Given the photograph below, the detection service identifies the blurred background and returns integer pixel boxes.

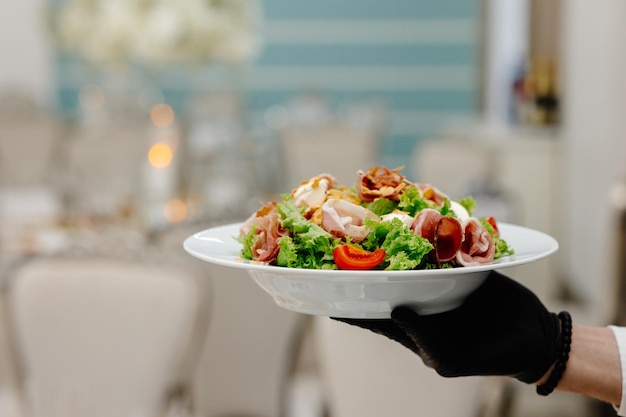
[0,0,625,416]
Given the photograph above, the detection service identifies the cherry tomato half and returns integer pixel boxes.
[485,216,500,236]
[333,245,386,270]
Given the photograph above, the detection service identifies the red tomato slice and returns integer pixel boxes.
[333,245,386,270]
[485,216,500,236]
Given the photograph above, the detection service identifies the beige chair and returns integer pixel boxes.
[0,94,62,189]
[157,223,308,417]
[279,123,379,190]
[278,93,385,192]
[311,317,488,417]
[2,255,211,417]
[411,137,494,199]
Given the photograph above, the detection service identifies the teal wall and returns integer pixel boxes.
[252,0,483,168]
[54,0,483,170]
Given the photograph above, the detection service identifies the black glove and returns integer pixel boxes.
[333,272,561,384]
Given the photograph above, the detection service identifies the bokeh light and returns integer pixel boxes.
[150,103,175,128]
[163,198,188,223]
[148,142,174,168]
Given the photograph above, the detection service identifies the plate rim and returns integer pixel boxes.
[183,221,559,279]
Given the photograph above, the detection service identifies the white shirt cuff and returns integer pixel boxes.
[609,325,626,415]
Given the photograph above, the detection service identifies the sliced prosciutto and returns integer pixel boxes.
[240,202,286,263]
[415,183,449,207]
[456,217,495,266]
[411,208,463,263]
[321,198,379,243]
[240,201,276,236]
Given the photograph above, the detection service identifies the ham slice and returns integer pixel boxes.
[415,183,449,207]
[412,208,463,263]
[240,201,276,236]
[321,198,379,242]
[456,217,495,266]
[240,202,286,263]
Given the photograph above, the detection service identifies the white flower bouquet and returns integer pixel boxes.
[51,0,262,66]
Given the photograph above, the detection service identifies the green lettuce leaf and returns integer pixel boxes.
[397,186,431,217]
[275,199,339,269]
[439,197,452,216]
[457,196,477,215]
[237,224,257,260]
[365,197,398,216]
[362,218,433,270]
[480,218,515,259]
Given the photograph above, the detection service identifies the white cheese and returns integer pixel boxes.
[380,210,414,228]
[292,177,330,208]
[449,200,470,221]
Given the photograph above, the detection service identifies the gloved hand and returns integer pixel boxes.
[333,272,562,384]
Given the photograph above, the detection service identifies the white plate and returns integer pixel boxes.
[183,222,558,318]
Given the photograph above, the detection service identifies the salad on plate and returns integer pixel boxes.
[238,166,514,271]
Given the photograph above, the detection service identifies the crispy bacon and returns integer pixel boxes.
[412,208,463,263]
[456,217,495,266]
[240,202,286,263]
[321,198,379,243]
[356,166,409,203]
